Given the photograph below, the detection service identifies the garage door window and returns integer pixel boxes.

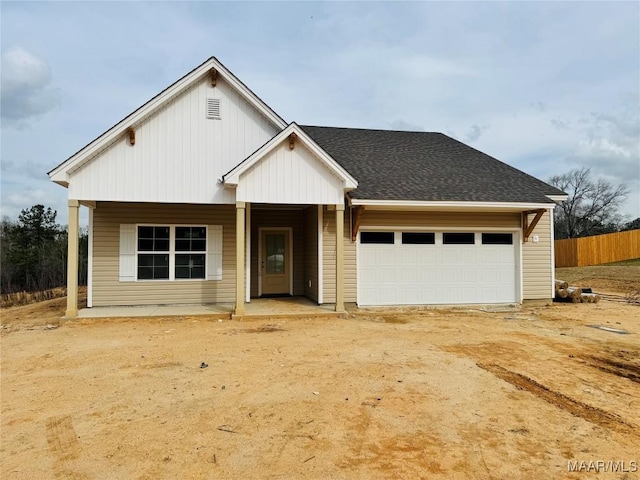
[482,233,513,245]
[443,232,475,244]
[402,232,435,244]
[361,232,395,244]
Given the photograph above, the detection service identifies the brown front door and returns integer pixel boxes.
[261,230,290,295]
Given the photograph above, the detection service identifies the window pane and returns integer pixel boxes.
[266,234,285,274]
[138,267,153,279]
[137,254,169,280]
[191,227,206,239]
[138,226,154,238]
[175,227,190,239]
[154,264,169,279]
[138,255,154,267]
[443,233,475,245]
[191,266,204,279]
[175,254,205,279]
[402,232,435,244]
[175,266,190,279]
[174,227,206,252]
[138,226,169,252]
[175,255,189,266]
[154,239,170,251]
[175,239,191,252]
[361,232,395,244]
[191,239,206,252]
[138,239,153,252]
[482,233,513,245]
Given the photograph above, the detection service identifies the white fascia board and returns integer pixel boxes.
[545,194,569,203]
[48,57,287,181]
[349,199,556,211]
[223,123,358,190]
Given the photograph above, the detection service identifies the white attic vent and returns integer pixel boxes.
[206,98,221,119]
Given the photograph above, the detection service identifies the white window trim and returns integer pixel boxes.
[135,224,208,282]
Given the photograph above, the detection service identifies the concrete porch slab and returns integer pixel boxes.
[77,304,233,319]
[75,297,339,320]
[235,297,341,319]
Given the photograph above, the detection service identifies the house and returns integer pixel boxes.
[48,57,567,317]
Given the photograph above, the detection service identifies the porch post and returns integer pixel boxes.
[335,203,344,312]
[245,202,251,303]
[65,200,80,317]
[235,202,246,315]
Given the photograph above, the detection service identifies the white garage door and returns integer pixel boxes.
[358,231,517,306]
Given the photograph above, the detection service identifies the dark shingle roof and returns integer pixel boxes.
[300,126,565,204]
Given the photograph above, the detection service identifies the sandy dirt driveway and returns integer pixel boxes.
[1,299,639,479]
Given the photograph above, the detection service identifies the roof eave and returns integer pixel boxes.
[545,194,569,203]
[348,199,557,211]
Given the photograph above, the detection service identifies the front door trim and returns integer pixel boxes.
[258,227,293,297]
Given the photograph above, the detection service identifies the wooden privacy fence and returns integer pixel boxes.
[555,229,640,267]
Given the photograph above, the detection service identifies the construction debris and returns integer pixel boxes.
[555,280,600,303]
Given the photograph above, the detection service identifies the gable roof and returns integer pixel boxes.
[48,56,287,185]
[223,122,357,190]
[300,126,567,205]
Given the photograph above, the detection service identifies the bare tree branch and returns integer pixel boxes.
[549,167,629,239]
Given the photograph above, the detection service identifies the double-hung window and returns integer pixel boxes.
[174,227,206,279]
[137,226,171,280]
[119,223,222,282]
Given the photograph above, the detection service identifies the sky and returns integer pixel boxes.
[1,1,639,226]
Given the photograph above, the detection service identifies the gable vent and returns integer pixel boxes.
[206,98,221,119]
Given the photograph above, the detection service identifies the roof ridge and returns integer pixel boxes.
[300,125,441,135]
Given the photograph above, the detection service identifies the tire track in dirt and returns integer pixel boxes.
[477,363,634,434]
[45,415,90,479]
[580,355,640,383]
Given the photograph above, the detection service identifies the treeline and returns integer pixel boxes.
[1,205,88,294]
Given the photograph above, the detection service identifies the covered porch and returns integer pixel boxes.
[63,124,358,318]
[233,201,346,315]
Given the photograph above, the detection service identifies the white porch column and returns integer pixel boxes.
[235,202,246,315]
[66,200,80,317]
[245,202,251,303]
[335,203,344,312]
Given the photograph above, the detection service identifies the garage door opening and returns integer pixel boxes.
[358,230,518,306]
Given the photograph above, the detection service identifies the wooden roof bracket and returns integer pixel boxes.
[351,206,364,241]
[126,127,135,146]
[210,68,218,87]
[522,209,545,242]
[289,132,297,150]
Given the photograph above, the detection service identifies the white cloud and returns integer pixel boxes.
[1,46,60,127]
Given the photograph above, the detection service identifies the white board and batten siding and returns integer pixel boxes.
[68,76,280,203]
[236,142,346,205]
[92,202,237,307]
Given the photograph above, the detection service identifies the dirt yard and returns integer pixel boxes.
[1,285,639,479]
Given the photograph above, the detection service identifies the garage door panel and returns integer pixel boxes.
[358,230,517,306]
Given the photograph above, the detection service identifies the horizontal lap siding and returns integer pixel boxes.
[360,210,521,229]
[92,202,236,306]
[322,207,356,304]
[522,210,552,300]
